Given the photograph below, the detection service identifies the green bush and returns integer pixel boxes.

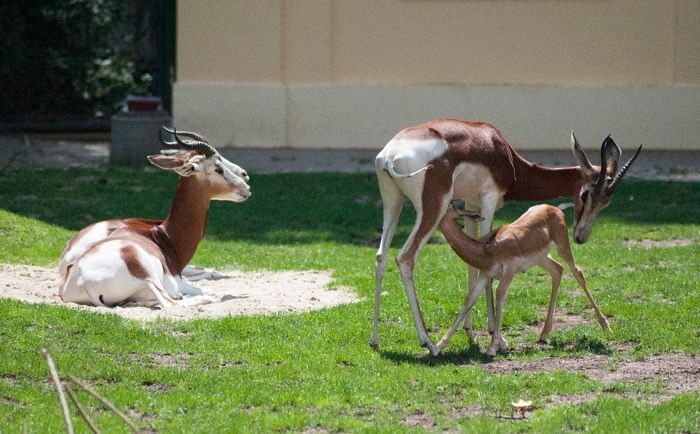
[1,0,152,118]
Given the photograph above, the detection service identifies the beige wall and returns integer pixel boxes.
[177,0,282,82]
[175,0,700,149]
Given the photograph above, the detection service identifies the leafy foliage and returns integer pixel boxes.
[1,1,152,118]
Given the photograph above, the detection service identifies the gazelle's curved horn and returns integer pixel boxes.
[162,126,210,144]
[173,129,216,157]
[159,126,179,149]
[607,144,642,195]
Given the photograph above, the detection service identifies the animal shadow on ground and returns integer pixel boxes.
[380,343,493,367]
[380,332,613,367]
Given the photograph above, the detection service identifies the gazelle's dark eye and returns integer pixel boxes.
[215,167,224,175]
[580,190,589,202]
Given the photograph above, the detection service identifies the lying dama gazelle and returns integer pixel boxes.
[435,202,611,356]
[59,127,251,308]
[370,118,640,355]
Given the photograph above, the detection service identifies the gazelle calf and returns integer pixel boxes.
[59,127,251,308]
[435,203,611,356]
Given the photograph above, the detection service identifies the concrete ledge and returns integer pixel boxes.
[174,83,700,150]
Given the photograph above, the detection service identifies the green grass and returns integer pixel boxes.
[1,166,698,433]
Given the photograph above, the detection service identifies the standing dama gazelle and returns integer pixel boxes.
[370,118,641,355]
[59,127,251,308]
[436,202,611,356]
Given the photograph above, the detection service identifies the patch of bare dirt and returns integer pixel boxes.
[141,381,170,393]
[523,314,594,334]
[1,374,18,385]
[302,428,330,434]
[450,405,487,419]
[403,410,436,430]
[0,264,360,321]
[542,390,678,409]
[622,238,695,249]
[133,352,191,370]
[483,353,699,394]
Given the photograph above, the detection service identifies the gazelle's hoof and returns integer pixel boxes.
[369,340,380,350]
[427,343,440,357]
[486,338,508,356]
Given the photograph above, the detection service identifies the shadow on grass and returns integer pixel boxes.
[379,332,613,366]
[549,334,613,356]
[379,343,495,367]
[1,167,699,247]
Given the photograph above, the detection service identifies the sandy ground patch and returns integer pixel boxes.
[622,238,695,248]
[0,264,360,321]
[483,353,699,394]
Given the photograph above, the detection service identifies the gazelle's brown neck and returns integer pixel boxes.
[438,218,492,270]
[505,154,584,201]
[161,176,211,271]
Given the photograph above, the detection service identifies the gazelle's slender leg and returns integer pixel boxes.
[437,273,489,351]
[555,239,612,332]
[462,197,498,335]
[486,272,514,356]
[461,211,479,337]
[479,197,499,334]
[371,172,405,349]
[181,265,224,281]
[538,255,564,342]
[396,191,452,356]
[568,263,611,332]
[175,276,203,296]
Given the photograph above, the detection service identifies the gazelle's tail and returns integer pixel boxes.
[384,160,432,179]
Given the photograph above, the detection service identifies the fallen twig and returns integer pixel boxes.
[65,384,101,434]
[41,348,74,434]
[68,375,141,433]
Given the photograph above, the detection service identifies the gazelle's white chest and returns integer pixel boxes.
[451,162,505,209]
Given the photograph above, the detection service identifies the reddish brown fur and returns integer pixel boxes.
[120,244,150,279]
[112,176,213,275]
[403,118,585,202]
[397,119,585,264]
[439,205,568,272]
[67,175,213,278]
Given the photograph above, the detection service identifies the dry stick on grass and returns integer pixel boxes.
[68,375,142,434]
[40,348,74,434]
[64,384,101,434]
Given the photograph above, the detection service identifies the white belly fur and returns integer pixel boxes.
[452,162,505,210]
